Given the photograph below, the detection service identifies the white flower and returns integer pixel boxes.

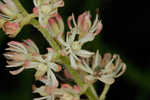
[58,31,94,69]
[67,11,103,44]
[4,40,61,87]
[58,12,102,69]
[4,39,40,75]
[33,0,64,27]
[82,51,126,84]
[34,48,62,81]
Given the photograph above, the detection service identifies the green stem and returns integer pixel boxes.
[91,85,98,98]
[21,14,37,27]
[86,86,99,100]
[99,84,110,100]
[13,0,28,15]
[30,19,60,52]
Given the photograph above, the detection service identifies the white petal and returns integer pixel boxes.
[92,50,100,69]
[90,14,99,30]
[8,41,27,54]
[81,60,93,74]
[79,32,95,44]
[69,55,78,69]
[98,77,115,85]
[47,70,58,87]
[24,39,39,53]
[85,75,96,82]
[34,96,48,100]
[75,49,94,58]
[6,61,24,67]
[5,47,25,53]
[4,0,18,13]
[115,63,126,78]
[49,63,61,72]
[47,95,55,100]
[105,57,115,69]
[9,67,24,75]
[33,86,48,96]
[24,61,39,69]
[33,0,40,7]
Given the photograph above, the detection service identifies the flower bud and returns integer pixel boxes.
[77,11,91,36]
[32,7,39,15]
[73,85,81,93]
[47,14,64,37]
[2,21,20,37]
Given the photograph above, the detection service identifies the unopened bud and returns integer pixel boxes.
[32,7,39,15]
[78,11,91,35]
[48,14,64,37]
[2,21,20,37]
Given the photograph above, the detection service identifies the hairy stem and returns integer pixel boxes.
[99,84,110,100]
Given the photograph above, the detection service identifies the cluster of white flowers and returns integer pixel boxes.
[4,39,81,100]
[3,0,126,100]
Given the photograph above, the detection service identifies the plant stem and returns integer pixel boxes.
[20,14,37,26]
[30,19,60,52]
[99,84,110,100]
[13,0,28,15]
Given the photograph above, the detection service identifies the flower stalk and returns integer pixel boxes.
[99,84,110,100]
[30,19,60,52]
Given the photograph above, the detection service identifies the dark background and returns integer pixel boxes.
[0,0,150,100]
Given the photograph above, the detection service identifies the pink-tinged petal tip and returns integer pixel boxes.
[33,7,38,15]
[9,67,24,75]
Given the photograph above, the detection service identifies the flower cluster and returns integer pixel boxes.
[3,0,126,100]
[4,39,81,100]
[0,0,22,37]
